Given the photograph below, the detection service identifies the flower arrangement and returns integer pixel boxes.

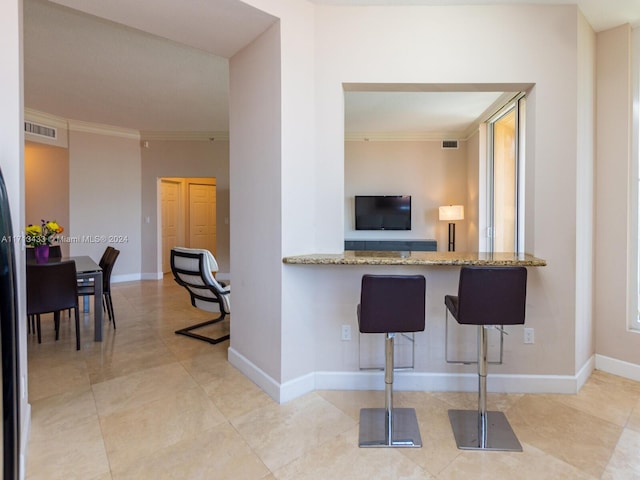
[25,220,64,247]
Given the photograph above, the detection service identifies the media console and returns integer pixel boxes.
[344,239,437,252]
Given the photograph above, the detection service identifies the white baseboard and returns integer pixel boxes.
[227,347,283,402]
[315,370,582,395]
[113,273,146,282]
[576,355,596,390]
[227,349,603,404]
[228,348,316,404]
[595,354,640,381]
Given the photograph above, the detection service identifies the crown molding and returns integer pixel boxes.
[24,108,68,130]
[345,131,465,142]
[67,119,140,140]
[23,109,230,142]
[140,131,229,141]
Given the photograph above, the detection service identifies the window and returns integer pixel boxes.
[487,94,526,253]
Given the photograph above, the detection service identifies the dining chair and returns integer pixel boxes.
[77,246,113,314]
[26,244,65,332]
[98,245,115,266]
[77,247,120,327]
[26,260,81,350]
[100,247,120,327]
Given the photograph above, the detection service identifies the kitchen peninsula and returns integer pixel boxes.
[283,250,546,267]
[271,250,553,401]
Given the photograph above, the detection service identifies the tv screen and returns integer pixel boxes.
[355,195,411,230]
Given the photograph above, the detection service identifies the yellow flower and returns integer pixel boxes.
[45,221,63,234]
[25,225,41,236]
[25,220,64,246]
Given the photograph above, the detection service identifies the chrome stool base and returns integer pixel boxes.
[359,407,422,448]
[448,409,522,452]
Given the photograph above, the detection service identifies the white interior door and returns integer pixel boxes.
[188,182,217,256]
[161,179,181,273]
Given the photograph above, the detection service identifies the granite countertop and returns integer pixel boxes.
[282,251,546,266]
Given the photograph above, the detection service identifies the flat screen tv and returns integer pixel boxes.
[355,195,411,230]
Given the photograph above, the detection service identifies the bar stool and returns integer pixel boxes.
[445,266,527,452]
[357,274,426,448]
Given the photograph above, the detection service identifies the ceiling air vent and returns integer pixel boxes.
[24,121,57,140]
[442,140,459,150]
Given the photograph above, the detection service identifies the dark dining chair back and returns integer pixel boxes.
[26,260,81,350]
[77,246,120,328]
[98,246,115,269]
[102,248,120,327]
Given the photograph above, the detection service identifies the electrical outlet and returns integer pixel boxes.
[341,325,352,341]
[524,327,535,344]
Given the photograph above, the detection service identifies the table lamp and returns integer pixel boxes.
[439,205,464,252]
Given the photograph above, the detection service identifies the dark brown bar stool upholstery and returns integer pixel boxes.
[357,274,426,448]
[445,266,527,452]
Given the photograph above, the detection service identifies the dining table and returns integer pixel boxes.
[27,255,103,341]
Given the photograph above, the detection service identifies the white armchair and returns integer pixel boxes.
[170,247,230,344]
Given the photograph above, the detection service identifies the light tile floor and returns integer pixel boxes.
[26,277,640,479]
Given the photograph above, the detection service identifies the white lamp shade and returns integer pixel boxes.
[439,205,464,221]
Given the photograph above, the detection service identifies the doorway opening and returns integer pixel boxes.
[160,177,217,274]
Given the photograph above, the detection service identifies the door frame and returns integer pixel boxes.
[157,177,217,275]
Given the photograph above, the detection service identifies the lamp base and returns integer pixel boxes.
[448,223,456,252]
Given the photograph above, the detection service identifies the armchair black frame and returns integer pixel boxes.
[170,247,230,345]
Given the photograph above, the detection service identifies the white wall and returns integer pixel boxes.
[575,12,596,372]
[68,129,142,281]
[229,22,284,386]
[24,142,70,257]
[0,0,29,476]
[595,24,639,366]
[139,139,230,277]
[5,0,631,414]
[229,0,319,397]
[344,140,468,252]
[312,4,580,380]
[229,2,590,402]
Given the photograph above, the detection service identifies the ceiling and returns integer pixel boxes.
[23,0,276,133]
[23,0,640,136]
[313,0,640,34]
[344,90,515,139]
